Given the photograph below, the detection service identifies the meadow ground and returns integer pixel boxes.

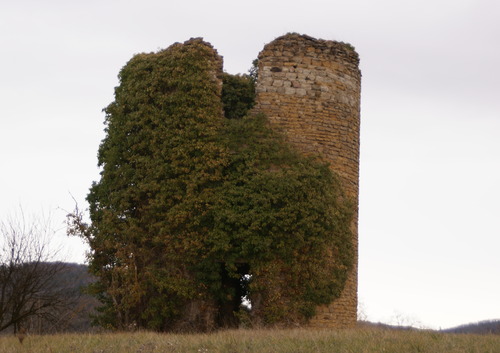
[0,327,499,353]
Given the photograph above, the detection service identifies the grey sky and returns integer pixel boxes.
[1,0,499,329]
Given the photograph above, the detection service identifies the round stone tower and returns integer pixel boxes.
[254,33,361,327]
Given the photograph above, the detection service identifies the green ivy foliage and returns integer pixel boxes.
[221,73,255,119]
[86,39,228,330]
[81,38,353,331]
[213,115,353,324]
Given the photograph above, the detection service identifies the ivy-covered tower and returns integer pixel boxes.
[254,33,361,327]
[82,34,360,332]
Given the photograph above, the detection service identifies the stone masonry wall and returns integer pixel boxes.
[254,33,361,328]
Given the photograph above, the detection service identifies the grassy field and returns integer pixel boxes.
[1,327,499,353]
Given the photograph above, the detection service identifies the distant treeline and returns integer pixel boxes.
[443,320,500,335]
[3,262,99,334]
[46,262,99,333]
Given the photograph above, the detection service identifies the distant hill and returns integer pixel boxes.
[52,262,100,332]
[358,321,417,331]
[442,320,500,335]
[359,320,500,335]
[17,263,500,335]
[23,262,99,333]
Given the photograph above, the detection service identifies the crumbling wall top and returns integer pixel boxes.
[259,33,360,70]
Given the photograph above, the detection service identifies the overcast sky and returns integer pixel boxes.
[1,0,499,330]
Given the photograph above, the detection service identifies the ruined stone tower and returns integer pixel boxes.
[254,33,361,327]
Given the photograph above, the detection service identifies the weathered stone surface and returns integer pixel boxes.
[254,33,361,328]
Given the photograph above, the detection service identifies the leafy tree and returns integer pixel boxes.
[69,39,353,331]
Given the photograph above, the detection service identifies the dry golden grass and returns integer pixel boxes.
[0,327,498,353]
